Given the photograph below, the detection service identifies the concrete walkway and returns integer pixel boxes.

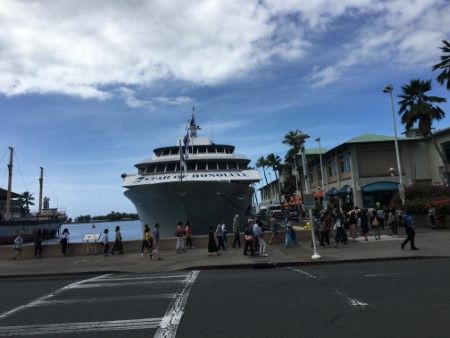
[1,230,449,277]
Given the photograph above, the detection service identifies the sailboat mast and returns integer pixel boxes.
[39,167,44,214]
[5,147,13,221]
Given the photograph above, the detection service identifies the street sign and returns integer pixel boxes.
[303,194,315,209]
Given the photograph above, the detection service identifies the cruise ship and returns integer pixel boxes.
[121,115,261,236]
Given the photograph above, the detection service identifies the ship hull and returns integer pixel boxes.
[0,219,61,244]
[124,181,254,237]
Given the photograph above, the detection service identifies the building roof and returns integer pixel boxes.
[304,148,327,155]
[345,134,399,143]
[0,188,22,199]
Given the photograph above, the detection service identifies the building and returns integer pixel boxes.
[300,128,450,209]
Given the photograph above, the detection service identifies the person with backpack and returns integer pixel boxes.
[348,208,357,240]
[102,228,110,256]
[320,210,332,246]
[371,209,381,240]
[243,222,254,256]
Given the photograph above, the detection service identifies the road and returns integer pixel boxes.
[0,258,449,337]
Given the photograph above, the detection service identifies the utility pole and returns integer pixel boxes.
[39,167,44,214]
[5,147,13,221]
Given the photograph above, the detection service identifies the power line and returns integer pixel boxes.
[13,150,29,192]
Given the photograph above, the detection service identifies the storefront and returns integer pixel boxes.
[362,181,399,208]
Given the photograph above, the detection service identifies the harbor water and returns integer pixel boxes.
[47,220,143,244]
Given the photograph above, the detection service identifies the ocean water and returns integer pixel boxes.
[48,220,143,243]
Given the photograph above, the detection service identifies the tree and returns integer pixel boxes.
[256,156,269,185]
[398,79,448,182]
[266,153,282,180]
[432,40,450,90]
[18,191,35,216]
[282,130,306,200]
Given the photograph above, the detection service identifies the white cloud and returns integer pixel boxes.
[0,0,309,101]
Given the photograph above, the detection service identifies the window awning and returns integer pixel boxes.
[326,187,338,196]
[338,185,352,194]
[362,181,399,192]
[314,191,324,198]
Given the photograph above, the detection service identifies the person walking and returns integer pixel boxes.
[151,223,162,260]
[216,221,226,251]
[268,216,278,245]
[284,219,297,247]
[175,221,184,254]
[360,209,369,241]
[334,214,347,247]
[401,213,419,250]
[232,214,241,248]
[111,225,124,255]
[251,219,260,251]
[141,225,152,258]
[320,211,332,247]
[388,209,399,237]
[243,222,254,256]
[208,226,219,256]
[428,207,437,229]
[60,228,70,255]
[102,228,110,256]
[12,231,24,260]
[371,210,381,240]
[34,229,43,258]
[377,208,386,230]
[348,208,357,240]
[185,221,193,249]
[255,222,268,256]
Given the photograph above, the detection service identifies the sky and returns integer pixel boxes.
[1,0,450,218]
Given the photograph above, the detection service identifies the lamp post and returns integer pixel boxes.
[315,137,327,209]
[383,84,405,204]
[299,132,321,260]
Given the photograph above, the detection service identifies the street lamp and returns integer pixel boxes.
[383,84,405,204]
[299,132,321,260]
[315,137,327,209]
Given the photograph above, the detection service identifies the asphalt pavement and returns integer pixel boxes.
[0,258,449,337]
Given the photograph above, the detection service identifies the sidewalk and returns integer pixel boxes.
[1,230,449,277]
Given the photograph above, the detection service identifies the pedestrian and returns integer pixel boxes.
[371,210,381,240]
[141,224,152,258]
[255,222,268,256]
[320,211,332,246]
[151,223,162,260]
[222,222,228,244]
[251,219,260,251]
[232,214,241,248]
[401,213,419,250]
[268,216,278,245]
[388,209,399,237]
[360,209,369,241]
[208,226,219,256]
[60,228,70,255]
[111,225,124,255]
[377,208,386,230]
[284,219,297,247]
[334,214,347,247]
[34,229,43,258]
[102,228,110,256]
[185,221,193,248]
[216,221,226,251]
[175,221,184,254]
[348,208,357,240]
[243,222,254,256]
[12,231,24,260]
[428,207,437,229]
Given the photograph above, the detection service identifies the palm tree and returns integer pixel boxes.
[282,130,306,200]
[19,191,35,216]
[398,79,448,182]
[266,153,283,205]
[432,40,450,90]
[256,156,269,185]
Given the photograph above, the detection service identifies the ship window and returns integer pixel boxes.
[187,162,195,171]
[166,163,176,172]
[216,146,223,153]
[196,161,207,170]
[218,161,227,170]
[198,147,206,153]
[228,161,237,170]
[155,164,164,173]
[208,161,218,170]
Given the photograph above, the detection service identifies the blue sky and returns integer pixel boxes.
[1,0,450,217]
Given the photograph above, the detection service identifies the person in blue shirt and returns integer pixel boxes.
[401,213,419,250]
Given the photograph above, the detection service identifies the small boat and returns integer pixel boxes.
[0,147,66,244]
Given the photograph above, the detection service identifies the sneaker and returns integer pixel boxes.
[411,247,419,250]
[140,253,144,258]
[401,244,405,250]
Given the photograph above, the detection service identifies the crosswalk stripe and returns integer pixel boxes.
[34,293,177,306]
[94,274,188,282]
[0,318,162,336]
[70,279,185,289]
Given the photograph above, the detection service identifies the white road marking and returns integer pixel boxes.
[95,274,188,282]
[333,288,368,307]
[0,318,162,336]
[154,270,200,338]
[71,279,185,289]
[287,267,318,279]
[0,274,109,321]
[33,293,178,306]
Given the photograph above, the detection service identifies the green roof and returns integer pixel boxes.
[297,148,327,156]
[345,134,399,143]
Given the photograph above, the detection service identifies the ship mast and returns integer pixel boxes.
[5,147,13,221]
[38,167,44,214]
